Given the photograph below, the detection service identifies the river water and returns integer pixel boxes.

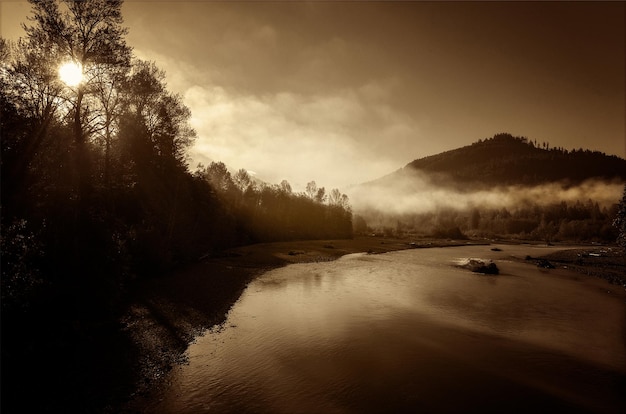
[145,245,625,413]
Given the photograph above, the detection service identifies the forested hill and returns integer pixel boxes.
[353,133,625,244]
[402,133,626,187]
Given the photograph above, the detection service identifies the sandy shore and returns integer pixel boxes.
[121,236,624,410]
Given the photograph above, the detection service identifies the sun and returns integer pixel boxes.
[58,61,83,87]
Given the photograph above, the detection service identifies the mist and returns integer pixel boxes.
[349,169,624,216]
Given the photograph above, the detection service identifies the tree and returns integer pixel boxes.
[613,185,626,248]
[25,0,131,137]
[123,60,164,119]
[121,59,195,169]
[315,187,326,204]
[24,0,131,142]
[151,92,195,165]
[327,188,350,209]
[280,179,292,194]
[1,37,66,192]
[1,4,240,411]
[90,53,130,188]
[233,169,251,192]
[203,161,233,192]
[16,0,132,197]
[305,181,317,199]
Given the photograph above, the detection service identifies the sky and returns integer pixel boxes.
[2,0,625,192]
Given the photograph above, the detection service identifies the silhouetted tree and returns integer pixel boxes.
[197,171,352,241]
[0,3,219,411]
[21,0,132,197]
[1,38,67,198]
[1,3,357,411]
[121,59,195,170]
[315,187,327,204]
[305,180,318,199]
[328,188,342,206]
[280,179,292,194]
[233,168,251,192]
[203,161,234,192]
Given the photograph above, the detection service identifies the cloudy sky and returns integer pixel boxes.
[2,0,625,191]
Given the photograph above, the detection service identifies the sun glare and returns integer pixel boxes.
[59,61,83,86]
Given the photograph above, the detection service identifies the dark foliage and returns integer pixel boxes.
[365,199,619,244]
[431,225,467,240]
[1,1,352,412]
[406,133,626,188]
[195,164,352,242]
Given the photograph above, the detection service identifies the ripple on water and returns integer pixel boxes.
[147,245,626,414]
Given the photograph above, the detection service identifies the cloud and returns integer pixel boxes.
[131,37,423,192]
[114,1,626,176]
[179,81,420,191]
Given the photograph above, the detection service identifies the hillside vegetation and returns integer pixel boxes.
[354,133,625,244]
[404,133,626,188]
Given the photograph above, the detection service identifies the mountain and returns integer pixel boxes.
[390,133,626,189]
[351,133,624,242]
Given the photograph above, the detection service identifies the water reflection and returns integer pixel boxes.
[147,245,625,413]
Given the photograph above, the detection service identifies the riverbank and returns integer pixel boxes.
[121,237,624,411]
[536,246,626,287]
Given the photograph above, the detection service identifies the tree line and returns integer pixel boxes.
[195,163,352,242]
[0,1,352,411]
[1,0,352,308]
[358,198,621,244]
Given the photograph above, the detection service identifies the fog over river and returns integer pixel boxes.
[146,245,625,413]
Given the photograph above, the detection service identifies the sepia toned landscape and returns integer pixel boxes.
[1,1,625,413]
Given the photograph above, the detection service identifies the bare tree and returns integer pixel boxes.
[1,37,66,186]
[328,188,342,206]
[15,0,132,197]
[305,181,317,199]
[23,0,131,144]
[327,188,350,209]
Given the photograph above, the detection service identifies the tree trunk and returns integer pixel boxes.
[73,89,90,203]
[74,89,84,144]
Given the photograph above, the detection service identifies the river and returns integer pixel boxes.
[144,244,625,413]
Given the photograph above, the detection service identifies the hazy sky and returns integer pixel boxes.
[2,1,625,191]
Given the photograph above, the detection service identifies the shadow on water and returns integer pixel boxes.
[148,314,625,414]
